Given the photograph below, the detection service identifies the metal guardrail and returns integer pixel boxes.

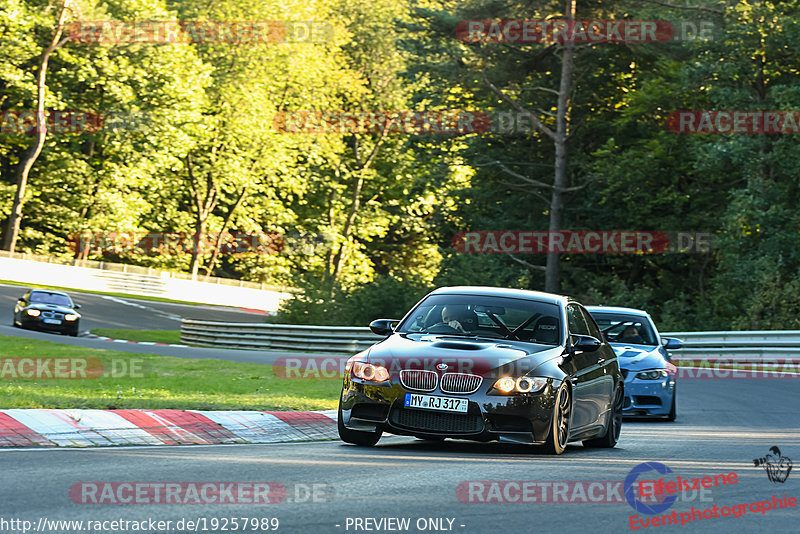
[0,250,294,293]
[181,320,800,358]
[180,320,380,352]
[663,331,800,361]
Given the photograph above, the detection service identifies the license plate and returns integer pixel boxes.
[43,318,61,325]
[404,393,468,413]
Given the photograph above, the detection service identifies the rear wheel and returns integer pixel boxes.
[584,385,623,448]
[337,401,382,446]
[542,383,571,455]
[666,390,676,421]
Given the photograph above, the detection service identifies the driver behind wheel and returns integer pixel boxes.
[442,305,477,332]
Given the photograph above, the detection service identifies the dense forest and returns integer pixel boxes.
[2,0,798,330]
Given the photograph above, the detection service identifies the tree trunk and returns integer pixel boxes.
[186,153,218,279]
[544,0,576,293]
[203,185,249,279]
[2,1,70,251]
[328,127,389,292]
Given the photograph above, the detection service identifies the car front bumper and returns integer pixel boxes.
[339,377,562,444]
[621,370,674,417]
[19,316,79,334]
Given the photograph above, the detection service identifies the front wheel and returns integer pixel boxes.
[337,401,382,446]
[666,389,676,421]
[584,385,623,448]
[542,382,571,455]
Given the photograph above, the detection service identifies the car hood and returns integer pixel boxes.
[364,333,564,378]
[26,303,79,315]
[608,343,667,371]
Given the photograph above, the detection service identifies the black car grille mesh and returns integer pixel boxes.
[399,370,437,392]
[634,395,662,406]
[41,311,64,319]
[390,408,484,434]
[440,373,483,394]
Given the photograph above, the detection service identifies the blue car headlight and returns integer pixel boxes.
[636,369,669,380]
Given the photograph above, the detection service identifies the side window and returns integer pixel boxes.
[567,304,591,336]
[578,306,602,339]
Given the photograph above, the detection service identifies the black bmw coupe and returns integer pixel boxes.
[338,286,623,454]
[12,289,82,336]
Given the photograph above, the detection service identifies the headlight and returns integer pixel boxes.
[65,314,78,321]
[351,361,390,382]
[636,369,669,380]
[493,376,548,394]
[26,309,41,317]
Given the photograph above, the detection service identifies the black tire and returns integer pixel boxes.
[542,382,572,455]
[68,330,79,337]
[337,401,382,446]
[584,385,623,448]
[666,390,676,421]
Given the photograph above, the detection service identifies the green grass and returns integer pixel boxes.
[0,335,341,410]
[0,279,217,308]
[91,328,182,345]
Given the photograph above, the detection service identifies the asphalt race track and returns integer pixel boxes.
[1,379,798,534]
[0,283,268,331]
[0,283,302,363]
[1,284,798,533]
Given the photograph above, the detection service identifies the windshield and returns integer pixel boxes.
[591,313,657,346]
[29,292,73,307]
[397,294,562,344]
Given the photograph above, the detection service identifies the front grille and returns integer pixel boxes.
[634,395,662,406]
[399,370,437,392]
[41,311,63,319]
[440,373,483,394]
[390,408,484,433]
[351,403,390,422]
[488,414,532,432]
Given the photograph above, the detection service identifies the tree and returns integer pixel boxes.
[3,0,73,251]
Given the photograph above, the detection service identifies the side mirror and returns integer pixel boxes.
[571,334,602,352]
[661,337,682,350]
[73,303,81,309]
[369,319,399,336]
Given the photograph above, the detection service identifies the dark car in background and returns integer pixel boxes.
[586,306,682,421]
[338,286,624,454]
[12,289,82,337]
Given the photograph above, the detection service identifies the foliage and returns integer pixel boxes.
[2,0,799,330]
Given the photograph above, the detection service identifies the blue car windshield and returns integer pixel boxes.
[396,294,562,345]
[30,292,73,307]
[591,313,657,346]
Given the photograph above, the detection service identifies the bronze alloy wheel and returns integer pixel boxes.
[543,383,571,455]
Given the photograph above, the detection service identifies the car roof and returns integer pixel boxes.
[585,305,650,316]
[430,286,569,305]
